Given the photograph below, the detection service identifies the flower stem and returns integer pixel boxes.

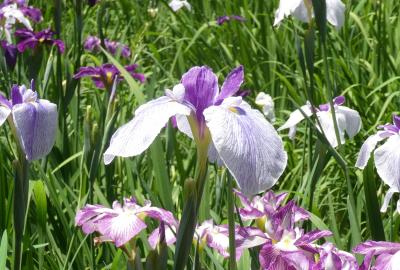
[227,172,236,270]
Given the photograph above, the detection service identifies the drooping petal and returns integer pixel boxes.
[216,66,244,102]
[0,105,11,126]
[204,97,287,196]
[326,0,345,28]
[12,100,58,160]
[278,104,313,137]
[148,224,177,249]
[355,132,389,169]
[274,0,308,26]
[317,110,346,148]
[380,188,396,213]
[336,105,361,139]
[104,96,191,164]
[374,135,400,191]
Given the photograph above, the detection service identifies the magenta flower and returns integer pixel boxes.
[314,242,358,270]
[75,197,178,247]
[216,15,245,25]
[15,28,64,53]
[354,240,400,270]
[74,63,145,90]
[104,66,287,196]
[356,114,400,214]
[1,40,17,69]
[0,82,57,160]
[84,35,131,59]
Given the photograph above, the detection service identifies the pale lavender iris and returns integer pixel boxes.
[74,63,145,90]
[279,96,361,148]
[216,15,245,25]
[315,242,358,270]
[0,83,57,160]
[75,197,178,247]
[1,40,17,69]
[84,35,131,58]
[356,114,400,214]
[354,240,400,270]
[104,65,287,196]
[15,28,65,53]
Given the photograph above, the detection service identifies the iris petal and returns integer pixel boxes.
[104,96,191,164]
[374,135,400,191]
[336,105,362,139]
[355,133,388,169]
[204,97,287,196]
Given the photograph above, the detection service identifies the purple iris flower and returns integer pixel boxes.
[15,28,65,53]
[354,240,400,270]
[104,65,287,196]
[84,35,131,59]
[1,40,17,69]
[314,242,358,270]
[74,63,145,90]
[0,83,57,160]
[0,0,42,22]
[279,96,362,148]
[356,114,400,214]
[75,197,178,247]
[216,15,245,25]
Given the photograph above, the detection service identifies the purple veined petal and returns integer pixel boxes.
[216,65,244,103]
[374,135,400,191]
[12,99,58,161]
[393,115,400,129]
[16,38,37,52]
[148,224,177,249]
[104,96,191,164]
[0,93,12,108]
[326,0,345,28]
[380,188,396,213]
[73,66,99,79]
[316,110,346,148]
[355,132,389,169]
[273,0,306,26]
[20,6,42,22]
[278,103,313,139]
[335,105,361,139]
[52,39,65,53]
[96,211,147,247]
[203,97,287,196]
[11,84,23,105]
[296,230,332,246]
[138,205,178,227]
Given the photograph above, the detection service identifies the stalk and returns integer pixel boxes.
[227,173,236,270]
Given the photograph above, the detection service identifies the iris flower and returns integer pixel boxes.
[0,0,42,22]
[84,35,131,59]
[216,15,245,25]
[274,0,345,28]
[15,28,65,53]
[279,96,361,148]
[104,65,287,196]
[0,83,57,160]
[75,197,178,247]
[356,115,400,213]
[0,3,32,42]
[354,241,400,270]
[255,92,275,123]
[168,0,191,12]
[74,63,145,90]
[315,242,358,270]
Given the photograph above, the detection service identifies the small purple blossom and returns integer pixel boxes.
[354,240,400,270]
[15,28,65,53]
[216,15,245,25]
[0,82,57,160]
[84,35,131,58]
[1,40,17,69]
[75,197,178,247]
[74,63,145,90]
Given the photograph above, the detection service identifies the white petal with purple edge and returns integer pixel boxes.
[355,133,388,169]
[12,100,58,161]
[104,96,191,164]
[0,106,11,126]
[336,106,361,139]
[204,97,287,196]
[374,135,400,191]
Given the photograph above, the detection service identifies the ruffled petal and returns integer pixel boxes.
[12,100,58,160]
[326,0,345,28]
[204,97,287,196]
[336,105,361,139]
[217,66,244,102]
[374,135,400,191]
[355,133,388,169]
[104,96,191,164]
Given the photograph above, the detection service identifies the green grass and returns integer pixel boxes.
[0,0,400,269]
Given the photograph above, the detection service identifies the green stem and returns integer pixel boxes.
[227,173,236,270]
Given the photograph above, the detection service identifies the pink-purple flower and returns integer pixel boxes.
[75,197,178,247]
[15,28,65,53]
[314,242,358,270]
[216,15,245,25]
[84,35,131,59]
[73,63,145,90]
[0,82,57,160]
[354,240,400,270]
